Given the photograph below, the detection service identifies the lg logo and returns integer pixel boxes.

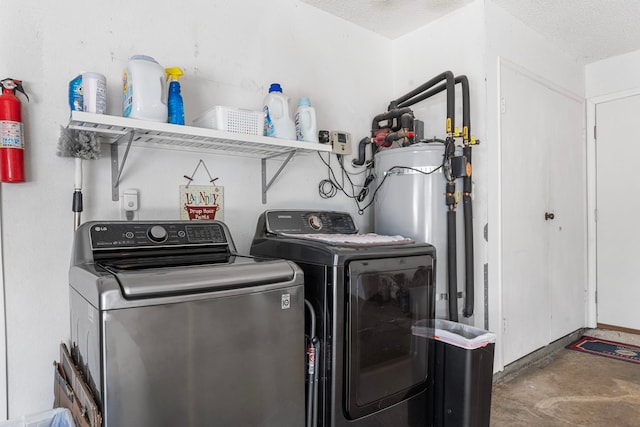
[281,294,291,310]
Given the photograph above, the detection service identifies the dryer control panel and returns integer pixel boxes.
[264,210,358,235]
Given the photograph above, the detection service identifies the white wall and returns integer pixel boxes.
[584,48,640,328]
[586,49,640,98]
[485,0,586,371]
[391,0,488,328]
[0,0,392,417]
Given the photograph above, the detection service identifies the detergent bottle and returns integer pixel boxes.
[263,83,296,140]
[123,55,167,122]
[166,67,184,125]
[294,97,318,142]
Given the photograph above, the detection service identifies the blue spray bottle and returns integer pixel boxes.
[166,67,184,125]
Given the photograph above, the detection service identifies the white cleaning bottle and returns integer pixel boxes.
[295,97,318,143]
[263,83,296,140]
[123,55,168,122]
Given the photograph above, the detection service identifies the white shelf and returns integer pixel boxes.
[67,111,332,203]
[68,111,332,157]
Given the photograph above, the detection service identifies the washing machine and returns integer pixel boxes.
[251,210,436,427]
[69,220,305,427]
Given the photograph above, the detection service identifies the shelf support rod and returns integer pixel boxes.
[262,151,296,204]
[111,130,135,201]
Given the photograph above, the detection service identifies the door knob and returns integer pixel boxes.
[545,212,555,221]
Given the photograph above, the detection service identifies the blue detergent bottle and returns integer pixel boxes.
[166,67,184,125]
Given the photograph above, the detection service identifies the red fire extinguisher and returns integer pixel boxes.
[0,78,29,183]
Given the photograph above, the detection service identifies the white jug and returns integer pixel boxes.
[123,55,167,122]
[295,97,318,143]
[263,83,296,140]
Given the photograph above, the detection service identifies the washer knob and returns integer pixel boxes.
[148,225,168,243]
[308,215,323,231]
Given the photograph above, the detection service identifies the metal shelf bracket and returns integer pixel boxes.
[110,130,135,201]
[262,151,296,204]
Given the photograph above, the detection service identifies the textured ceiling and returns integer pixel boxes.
[491,0,640,62]
[301,0,474,39]
[303,0,640,63]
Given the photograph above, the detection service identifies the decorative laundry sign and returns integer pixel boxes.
[180,160,224,221]
[180,185,224,221]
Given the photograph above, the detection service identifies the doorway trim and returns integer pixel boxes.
[586,87,640,328]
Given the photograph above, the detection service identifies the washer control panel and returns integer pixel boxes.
[264,210,358,235]
[89,222,227,249]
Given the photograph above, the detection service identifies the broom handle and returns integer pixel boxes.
[73,158,83,230]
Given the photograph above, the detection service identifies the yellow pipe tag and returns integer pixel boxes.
[463,126,469,141]
[446,117,452,133]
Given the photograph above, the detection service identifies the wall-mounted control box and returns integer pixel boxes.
[331,131,352,155]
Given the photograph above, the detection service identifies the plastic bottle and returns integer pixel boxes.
[166,67,184,125]
[294,97,318,143]
[82,72,107,114]
[69,74,83,113]
[263,83,296,140]
[123,55,167,122]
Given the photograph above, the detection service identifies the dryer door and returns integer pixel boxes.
[345,254,434,419]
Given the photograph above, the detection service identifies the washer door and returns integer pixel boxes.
[345,255,434,419]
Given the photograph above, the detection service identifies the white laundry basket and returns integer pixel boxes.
[0,408,75,427]
[193,106,265,135]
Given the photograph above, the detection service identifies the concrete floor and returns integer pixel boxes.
[490,329,640,426]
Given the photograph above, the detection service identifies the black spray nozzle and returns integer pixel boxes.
[1,78,29,101]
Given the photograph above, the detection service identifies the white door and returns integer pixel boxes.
[547,86,587,340]
[596,94,640,330]
[500,62,586,365]
[501,65,550,364]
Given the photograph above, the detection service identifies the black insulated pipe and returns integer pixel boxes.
[445,140,459,322]
[371,107,414,131]
[458,75,475,318]
[462,153,474,318]
[392,71,455,134]
[446,206,459,323]
[352,137,371,166]
[445,179,458,322]
[459,76,470,140]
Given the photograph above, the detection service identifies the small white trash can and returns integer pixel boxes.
[413,319,496,427]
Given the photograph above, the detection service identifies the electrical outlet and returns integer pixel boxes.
[121,189,139,220]
[331,131,352,155]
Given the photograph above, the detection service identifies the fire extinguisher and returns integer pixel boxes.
[0,78,29,183]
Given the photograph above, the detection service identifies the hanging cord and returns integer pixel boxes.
[317,153,373,207]
[316,138,453,214]
[318,152,339,198]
